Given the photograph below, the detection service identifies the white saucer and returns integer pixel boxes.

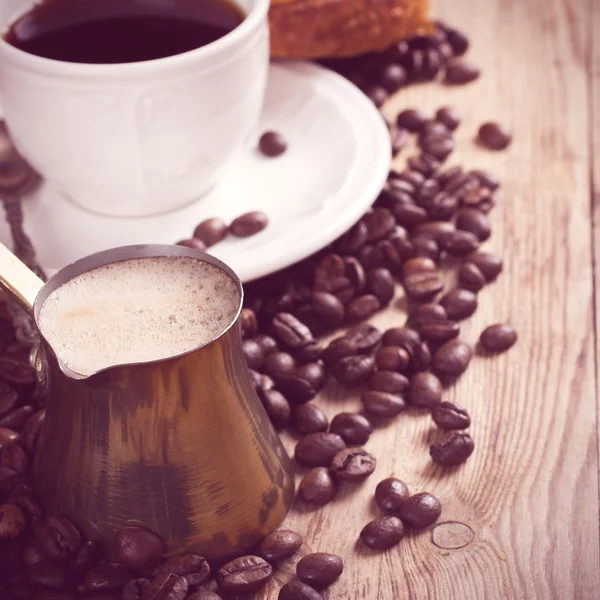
[0,61,390,283]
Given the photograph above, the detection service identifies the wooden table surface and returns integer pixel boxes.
[256,0,600,598]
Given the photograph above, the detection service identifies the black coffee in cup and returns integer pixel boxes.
[4,0,246,64]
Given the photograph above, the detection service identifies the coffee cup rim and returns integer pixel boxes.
[0,0,268,77]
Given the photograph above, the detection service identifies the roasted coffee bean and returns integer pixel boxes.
[396,109,428,132]
[439,289,478,321]
[141,573,188,600]
[0,405,34,430]
[408,153,440,177]
[0,381,18,416]
[122,578,151,600]
[394,169,426,187]
[438,230,480,257]
[375,346,410,372]
[295,363,326,391]
[343,324,382,353]
[364,208,396,242]
[152,554,210,587]
[360,516,405,550]
[369,371,409,394]
[391,127,410,156]
[470,169,500,191]
[402,257,444,300]
[278,579,322,600]
[336,221,368,254]
[411,235,441,261]
[29,560,68,590]
[330,448,376,482]
[380,63,408,92]
[455,208,491,241]
[366,268,395,305]
[248,369,263,392]
[259,131,287,157]
[263,352,296,380]
[430,431,474,466]
[435,106,460,131]
[240,309,258,338]
[311,291,345,327]
[0,443,29,474]
[480,324,518,352]
[412,220,455,241]
[329,413,372,445]
[421,47,443,78]
[386,176,416,196]
[176,238,206,251]
[275,376,316,405]
[399,492,442,528]
[295,342,323,364]
[345,256,367,293]
[298,467,336,506]
[314,255,346,292]
[193,218,228,247]
[332,355,376,387]
[295,433,346,467]
[70,541,99,579]
[458,262,486,292]
[0,503,26,538]
[260,389,290,428]
[0,427,19,448]
[432,339,473,377]
[230,211,268,237]
[375,478,410,512]
[271,313,314,351]
[392,204,429,229]
[420,132,454,161]
[362,391,406,418]
[216,556,272,594]
[187,592,223,600]
[382,326,420,349]
[426,192,458,221]
[407,372,442,407]
[436,165,463,188]
[83,563,132,592]
[416,177,441,205]
[478,122,512,150]
[321,338,357,366]
[409,303,448,327]
[419,321,460,345]
[259,530,303,563]
[292,404,328,435]
[469,252,503,281]
[296,553,343,588]
[444,62,480,84]
[253,335,278,357]
[242,339,264,370]
[420,121,451,141]
[431,402,471,430]
[346,295,381,322]
[35,516,81,561]
[366,85,388,108]
[404,339,430,371]
[446,28,469,55]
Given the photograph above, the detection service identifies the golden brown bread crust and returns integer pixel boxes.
[269,0,431,59]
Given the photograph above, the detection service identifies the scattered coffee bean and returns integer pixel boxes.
[296,553,343,588]
[343,324,382,353]
[419,320,460,345]
[298,467,336,506]
[432,339,473,377]
[420,132,455,161]
[439,289,478,321]
[444,62,480,84]
[321,338,357,366]
[279,578,322,600]
[292,404,328,435]
[362,391,406,418]
[332,355,376,387]
[391,127,409,156]
[259,131,287,157]
[259,389,291,428]
[293,364,325,390]
[216,556,272,594]
[366,85,388,107]
[402,257,444,300]
[0,503,26,538]
[435,106,461,131]
[35,516,81,561]
[380,63,408,93]
[455,208,491,241]
[276,375,316,404]
[142,572,188,600]
[438,230,480,256]
[83,563,132,592]
[458,262,486,292]
[176,239,207,251]
[259,530,303,563]
[375,346,410,372]
[431,402,471,430]
[369,370,409,394]
[480,324,517,352]
[399,492,442,528]
[230,211,268,237]
[408,153,440,176]
[469,252,503,281]
[295,433,346,467]
[153,554,210,588]
[396,109,428,132]
[112,527,165,572]
[242,339,265,370]
[392,203,429,229]
[471,169,500,191]
[407,372,442,407]
[329,413,372,445]
[193,218,228,247]
[311,292,345,327]
[254,334,278,356]
[430,431,475,465]
[346,294,381,322]
[272,313,314,350]
[478,122,512,150]
[330,448,376,482]
[264,352,296,379]
[360,516,405,550]
[375,478,410,512]
[364,208,396,243]
[446,28,469,55]
[382,326,420,349]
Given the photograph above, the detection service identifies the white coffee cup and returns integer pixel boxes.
[0,0,269,217]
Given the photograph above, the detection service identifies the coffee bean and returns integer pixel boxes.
[407,372,442,407]
[0,405,34,430]
[396,109,428,132]
[329,413,372,445]
[35,516,81,561]
[364,208,396,242]
[259,389,290,429]
[392,204,429,229]
[336,221,368,254]
[230,212,269,237]
[0,381,18,416]
[259,530,303,563]
[193,218,228,247]
[217,556,272,594]
[330,448,376,482]
[259,131,287,157]
[0,503,26,538]
[176,239,206,251]
[455,208,491,241]
[0,427,19,448]
[380,63,408,92]
[298,467,336,506]
[469,252,503,281]
[375,347,410,372]
[141,573,188,600]
[420,122,450,142]
[296,363,326,391]
[278,579,322,600]
[122,578,151,600]
[321,338,357,366]
[412,220,455,240]
[438,230,480,256]
[242,339,264,370]
[399,492,442,528]
[419,321,460,345]
[394,169,426,188]
[458,262,486,292]
[446,28,469,55]
[314,254,346,289]
[240,309,258,338]
[439,289,478,320]
[83,563,132,592]
[345,257,367,293]
[343,324,382,353]
[435,106,460,131]
[375,478,410,512]
[0,443,30,474]
[360,516,405,550]
[332,355,376,387]
[470,169,500,191]
[369,371,409,394]
[29,560,68,590]
[432,339,473,377]
[409,303,448,327]
[271,313,314,351]
[311,292,345,327]
[152,554,210,587]
[444,62,480,84]
[391,127,409,156]
[346,295,381,322]
[254,335,279,357]
[461,185,494,212]
[410,235,439,263]
[187,592,223,600]
[295,342,323,364]
[420,132,455,161]
[431,402,471,430]
[402,257,444,300]
[426,191,458,221]
[70,541,99,579]
[362,391,406,418]
[408,153,440,177]
[295,433,346,467]
[478,122,512,150]
[292,404,328,435]
[382,326,420,349]
[480,324,518,352]
[366,85,388,107]
[386,176,417,196]
[264,352,296,380]
[296,553,343,588]
[275,377,316,405]
[430,431,474,466]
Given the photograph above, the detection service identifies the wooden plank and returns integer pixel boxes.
[253,0,600,598]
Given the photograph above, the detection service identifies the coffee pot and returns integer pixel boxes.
[0,242,295,560]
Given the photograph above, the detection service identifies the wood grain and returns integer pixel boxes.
[256,0,600,598]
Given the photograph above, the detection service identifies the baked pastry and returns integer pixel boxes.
[269,0,431,59]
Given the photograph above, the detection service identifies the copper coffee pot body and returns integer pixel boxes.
[26,245,295,560]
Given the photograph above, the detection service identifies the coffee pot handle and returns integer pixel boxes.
[0,241,44,311]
